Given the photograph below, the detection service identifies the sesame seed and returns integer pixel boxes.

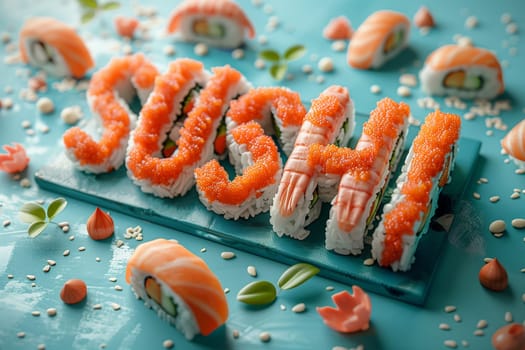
[224,287,230,294]
[162,339,174,349]
[444,339,457,348]
[439,323,451,330]
[397,86,411,97]
[454,314,462,322]
[477,319,488,329]
[69,235,75,241]
[444,305,457,313]
[474,329,484,336]
[259,331,271,342]
[506,23,518,34]
[363,258,375,266]
[194,43,208,56]
[95,257,101,262]
[47,308,57,317]
[36,97,54,114]
[489,196,500,203]
[32,310,41,317]
[61,225,70,233]
[20,178,31,188]
[292,303,306,313]
[63,250,70,256]
[232,329,240,339]
[461,340,469,347]
[114,285,123,291]
[7,274,13,279]
[515,168,525,175]
[220,251,235,260]
[484,257,494,263]
[399,73,417,87]
[515,219,525,228]
[504,311,513,322]
[111,303,121,311]
[370,84,381,94]
[60,106,82,125]
[473,192,481,199]
[42,265,51,273]
[280,304,286,311]
[78,246,86,252]
[318,57,334,73]
[232,48,244,60]
[489,220,506,234]
[326,286,335,291]
[17,332,25,338]
[3,219,11,227]
[37,344,46,350]
[116,240,124,248]
[93,304,102,310]
[247,265,257,277]
[465,16,478,29]
[510,192,520,199]
[26,275,36,281]
[331,40,346,52]
[501,13,512,24]
[163,45,176,56]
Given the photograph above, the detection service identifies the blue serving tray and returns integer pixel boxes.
[34,113,480,305]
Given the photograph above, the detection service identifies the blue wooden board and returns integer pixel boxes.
[34,112,481,305]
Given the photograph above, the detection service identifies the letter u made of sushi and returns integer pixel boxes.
[126,59,251,198]
[347,10,410,69]
[371,110,461,272]
[19,17,94,78]
[194,87,307,220]
[166,0,255,49]
[62,54,159,173]
[270,85,355,240]
[419,44,504,99]
[126,239,228,340]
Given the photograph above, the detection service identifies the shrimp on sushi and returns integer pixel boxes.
[419,44,505,99]
[62,53,158,173]
[347,10,410,70]
[322,98,410,255]
[167,0,255,49]
[371,110,461,271]
[126,239,228,340]
[270,85,355,240]
[126,61,251,198]
[19,17,94,78]
[501,119,525,169]
[195,121,282,220]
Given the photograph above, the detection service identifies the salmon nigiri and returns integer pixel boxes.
[19,17,94,78]
[501,119,525,168]
[126,239,228,340]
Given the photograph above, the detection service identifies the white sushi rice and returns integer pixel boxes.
[24,38,69,77]
[419,64,502,99]
[371,22,410,69]
[371,145,458,271]
[177,15,247,49]
[129,268,199,340]
[196,133,282,220]
[325,118,409,255]
[64,79,145,174]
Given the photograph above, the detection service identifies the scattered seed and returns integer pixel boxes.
[439,323,451,330]
[95,257,101,262]
[465,16,478,28]
[162,339,174,349]
[232,48,244,60]
[461,340,469,347]
[292,303,306,313]
[116,240,125,248]
[26,275,36,281]
[370,84,382,94]
[163,45,176,56]
[42,265,51,273]
[47,308,57,317]
[114,285,123,291]
[510,192,520,199]
[474,329,484,336]
[3,219,11,227]
[221,251,235,260]
[21,120,31,129]
[444,340,457,348]
[32,311,41,317]
[47,259,56,266]
[504,311,513,322]
[484,257,494,263]
[7,274,13,279]
[111,303,121,311]
[280,304,286,311]
[61,225,70,233]
[69,235,75,241]
[318,57,334,73]
[399,73,418,87]
[224,287,230,294]
[63,250,70,256]
[516,168,525,175]
[31,282,36,288]
[37,344,46,350]
[363,258,375,266]
[472,192,481,199]
[36,97,54,114]
[397,86,411,97]
[232,329,240,339]
[477,319,488,329]
[326,285,335,291]
[331,40,346,52]
[247,265,257,277]
[489,196,500,203]
[93,304,102,310]
[78,246,86,252]
[259,331,271,342]
[489,220,506,234]
[108,277,117,283]
[20,178,31,188]
[194,43,208,56]
[522,293,525,302]
[444,305,457,313]
[17,331,25,338]
[454,314,462,322]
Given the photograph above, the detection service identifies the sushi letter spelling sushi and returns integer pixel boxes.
[315,98,410,255]
[63,53,158,173]
[347,10,410,70]
[270,85,355,240]
[126,61,251,198]
[167,0,255,49]
[19,17,94,78]
[126,239,228,340]
[371,110,461,271]
[419,44,504,99]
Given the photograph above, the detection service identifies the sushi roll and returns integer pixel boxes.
[322,98,410,255]
[347,10,410,70]
[419,44,504,99]
[167,0,255,49]
[501,119,525,169]
[225,87,307,156]
[126,61,251,198]
[371,110,461,271]
[195,121,282,220]
[270,85,355,240]
[126,239,228,340]
[19,17,94,78]
[62,53,158,173]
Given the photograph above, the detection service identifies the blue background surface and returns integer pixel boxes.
[1,0,524,349]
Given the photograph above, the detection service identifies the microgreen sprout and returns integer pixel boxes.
[18,197,68,238]
[259,44,307,80]
[77,0,121,24]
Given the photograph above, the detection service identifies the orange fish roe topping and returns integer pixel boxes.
[128,63,242,188]
[307,95,347,129]
[195,121,280,205]
[63,54,158,170]
[227,87,306,127]
[308,144,372,175]
[380,111,460,267]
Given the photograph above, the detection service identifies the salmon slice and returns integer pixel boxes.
[501,119,525,163]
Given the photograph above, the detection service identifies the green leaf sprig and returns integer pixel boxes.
[259,45,307,81]
[236,262,320,306]
[19,198,68,238]
[78,0,121,24]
